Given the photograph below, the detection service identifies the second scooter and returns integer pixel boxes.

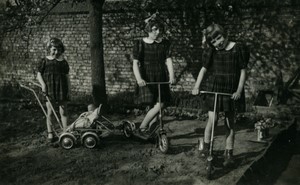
[123,82,170,154]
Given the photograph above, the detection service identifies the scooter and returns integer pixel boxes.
[123,82,170,154]
[199,90,232,180]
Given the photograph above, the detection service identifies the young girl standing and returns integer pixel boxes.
[132,15,175,135]
[192,24,249,166]
[37,37,70,142]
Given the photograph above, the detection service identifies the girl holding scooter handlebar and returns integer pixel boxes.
[132,14,175,136]
[192,23,249,173]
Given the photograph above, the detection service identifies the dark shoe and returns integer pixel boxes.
[199,142,210,158]
[134,128,149,137]
[47,132,54,143]
[47,132,58,143]
[47,136,58,143]
[47,137,54,143]
[223,149,234,167]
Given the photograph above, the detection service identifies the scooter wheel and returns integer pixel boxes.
[82,134,98,149]
[158,134,169,154]
[60,135,75,150]
[123,121,133,138]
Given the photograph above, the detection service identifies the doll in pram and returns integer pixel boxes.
[19,80,136,150]
[66,104,100,132]
[60,104,127,149]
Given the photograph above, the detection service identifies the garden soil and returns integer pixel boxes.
[0,102,297,185]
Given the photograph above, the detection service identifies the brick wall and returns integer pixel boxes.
[0,2,299,109]
[0,13,92,95]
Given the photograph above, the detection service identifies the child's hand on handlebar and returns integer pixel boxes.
[169,78,176,85]
[137,79,146,87]
[42,85,47,93]
[192,88,200,95]
[41,85,49,97]
[232,91,241,100]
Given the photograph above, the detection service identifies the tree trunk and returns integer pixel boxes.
[89,0,107,107]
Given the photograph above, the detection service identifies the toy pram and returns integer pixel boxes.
[19,80,129,150]
[59,104,124,149]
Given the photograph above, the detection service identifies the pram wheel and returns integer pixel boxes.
[59,133,76,150]
[123,121,133,138]
[158,134,169,154]
[82,132,99,149]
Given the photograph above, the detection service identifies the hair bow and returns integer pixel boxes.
[144,12,159,24]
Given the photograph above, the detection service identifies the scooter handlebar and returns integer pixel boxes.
[146,82,171,85]
[200,91,232,96]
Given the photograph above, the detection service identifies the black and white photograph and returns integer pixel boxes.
[0,0,299,184]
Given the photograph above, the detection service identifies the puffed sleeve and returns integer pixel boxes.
[237,43,250,69]
[37,58,46,74]
[202,46,214,69]
[132,39,142,60]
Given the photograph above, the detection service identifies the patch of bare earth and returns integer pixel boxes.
[0,102,295,185]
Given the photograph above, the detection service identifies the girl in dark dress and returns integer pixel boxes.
[133,15,175,134]
[192,24,249,166]
[37,37,70,142]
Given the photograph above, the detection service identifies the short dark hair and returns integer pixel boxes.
[205,23,226,43]
[144,20,164,33]
[47,37,65,53]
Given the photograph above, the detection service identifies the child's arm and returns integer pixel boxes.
[36,72,46,93]
[192,67,207,95]
[165,58,175,84]
[133,59,146,86]
[232,69,246,100]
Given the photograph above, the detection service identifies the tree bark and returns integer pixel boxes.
[89,0,107,107]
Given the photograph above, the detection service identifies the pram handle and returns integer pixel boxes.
[28,80,42,88]
[19,82,34,91]
[20,80,48,97]
[19,80,42,90]
[200,91,232,97]
[19,80,63,131]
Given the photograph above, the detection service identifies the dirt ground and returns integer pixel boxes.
[0,101,297,185]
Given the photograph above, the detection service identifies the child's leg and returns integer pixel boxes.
[59,102,68,130]
[148,114,158,128]
[204,111,218,143]
[140,102,164,130]
[46,102,53,139]
[224,111,235,150]
[199,111,218,157]
[223,111,235,166]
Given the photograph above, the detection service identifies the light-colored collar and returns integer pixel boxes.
[225,42,236,51]
[143,37,162,44]
[46,55,64,61]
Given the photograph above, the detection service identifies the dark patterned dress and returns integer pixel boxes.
[201,43,249,112]
[133,39,171,105]
[37,57,70,102]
